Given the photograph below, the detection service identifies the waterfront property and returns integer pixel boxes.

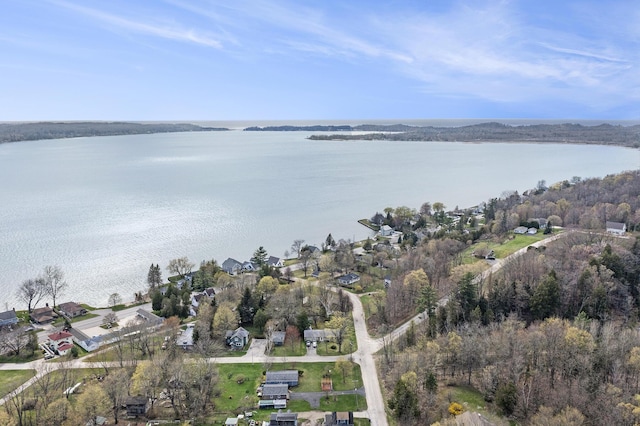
[30,306,56,324]
[57,301,87,318]
[0,309,18,328]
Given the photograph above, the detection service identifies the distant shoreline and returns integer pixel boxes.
[1,121,639,150]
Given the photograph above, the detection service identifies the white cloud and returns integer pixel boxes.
[50,0,223,48]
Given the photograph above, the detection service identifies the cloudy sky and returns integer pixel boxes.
[2,0,639,120]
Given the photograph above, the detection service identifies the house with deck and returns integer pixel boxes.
[269,411,298,426]
[30,306,56,324]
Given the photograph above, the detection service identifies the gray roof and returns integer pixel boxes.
[270,411,298,421]
[0,310,17,322]
[267,256,283,266]
[262,383,289,397]
[266,370,299,383]
[136,309,163,326]
[606,221,626,230]
[272,331,286,343]
[222,258,242,271]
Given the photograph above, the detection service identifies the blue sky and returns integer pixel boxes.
[1,0,639,120]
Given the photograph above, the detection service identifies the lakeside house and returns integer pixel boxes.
[606,221,627,235]
[0,309,18,328]
[222,258,243,275]
[68,328,101,352]
[379,224,393,237]
[267,256,285,268]
[57,301,87,319]
[30,305,57,324]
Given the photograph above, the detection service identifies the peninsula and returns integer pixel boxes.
[0,121,227,144]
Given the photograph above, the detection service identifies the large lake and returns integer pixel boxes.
[1,130,638,308]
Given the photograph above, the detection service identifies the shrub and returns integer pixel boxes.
[448,402,464,416]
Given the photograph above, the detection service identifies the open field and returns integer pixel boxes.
[0,370,36,398]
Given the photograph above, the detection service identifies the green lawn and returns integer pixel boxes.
[463,233,555,263]
[214,361,364,414]
[0,370,36,398]
[270,341,307,357]
[443,385,505,424]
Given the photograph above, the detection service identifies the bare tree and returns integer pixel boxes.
[42,265,68,308]
[103,368,131,424]
[108,292,122,307]
[166,257,195,278]
[16,277,47,312]
[291,239,305,258]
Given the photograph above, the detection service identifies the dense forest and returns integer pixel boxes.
[303,122,640,148]
[374,170,640,425]
[0,122,227,143]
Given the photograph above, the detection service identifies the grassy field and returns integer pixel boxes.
[442,385,506,424]
[214,361,364,417]
[462,232,554,264]
[0,370,36,398]
[270,340,307,357]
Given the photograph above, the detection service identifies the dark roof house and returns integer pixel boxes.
[272,331,286,346]
[0,309,18,327]
[337,273,360,286]
[266,370,299,387]
[30,306,56,324]
[261,383,289,400]
[136,309,163,327]
[58,302,87,318]
[125,396,149,417]
[270,411,298,426]
[606,221,627,235]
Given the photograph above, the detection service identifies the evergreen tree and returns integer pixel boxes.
[238,287,256,324]
[531,270,560,320]
[251,246,269,266]
[147,264,162,289]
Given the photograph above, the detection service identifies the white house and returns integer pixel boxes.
[606,221,627,235]
[48,330,74,355]
[379,225,393,237]
[267,256,284,268]
[337,273,360,286]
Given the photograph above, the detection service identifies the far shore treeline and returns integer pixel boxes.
[2,121,640,148]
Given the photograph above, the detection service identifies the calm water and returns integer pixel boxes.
[1,129,638,308]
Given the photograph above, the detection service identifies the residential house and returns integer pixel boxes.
[526,227,538,235]
[269,411,298,426]
[222,258,243,275]
[242,261,260,272]
[125,396,149,417]
[190,287,215,314]
[606,221,627,235]
[513,226,528,234]
[303,329,336,344]
[371,212,385,226]
[136,309,163,327]
[178,323,195,350]
[225,418,239,426]
[267,256,285,268]
[226,326,249,349]
[30,305,56,324]
[379,224,393,237]
[272,331,286,346]
[48,330,74,355]
[324,412,354,426]
[0,309,18,328]
[57,302,87,319]
[337,273,360,286]
[533,218,548,229]
[261,384,289,400]
[266,370,299,387]
[68,328,101,352]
